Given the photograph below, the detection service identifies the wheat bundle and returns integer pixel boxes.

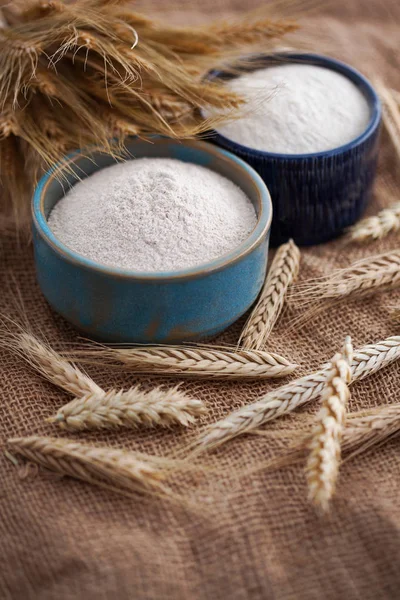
[0,0,296,231]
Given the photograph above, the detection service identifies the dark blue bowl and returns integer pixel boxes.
[207,53,382,246]
[32,137,272,343]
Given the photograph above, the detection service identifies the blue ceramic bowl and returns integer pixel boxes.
[207,53,382,246]
[32,137,272,343]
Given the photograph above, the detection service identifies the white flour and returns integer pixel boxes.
[214,64,371,154]
[48,158,257,272]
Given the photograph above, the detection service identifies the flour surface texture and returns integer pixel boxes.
[48,158,257,272]
[214,64,371,154]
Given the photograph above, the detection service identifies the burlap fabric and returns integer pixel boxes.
[1,1,400,598]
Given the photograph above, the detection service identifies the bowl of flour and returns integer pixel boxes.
[32,137,272,343]
[206,53,381,246]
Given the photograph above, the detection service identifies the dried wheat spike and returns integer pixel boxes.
[343,402,400,456]
[290,250,400,326]
[306,337,353,512]
[390,88,400,106]
[19,1,65,22]
[146,92,192,121]
[0,110,19,139]
[391,307,400,322]
[376,82,400,162]
[239,239,300,350]
[49,385,206,431]
[31,69,59,97]
[193,336,400,452]
[73,345,298,379]
[295,250,400,301]
[348,203,400,243]
[6,331,102,397]
[97,106,139,138]
[210,18,298,45]
[8,436,164,494]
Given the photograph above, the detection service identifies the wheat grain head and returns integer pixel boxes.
[239,239,300,350]
[305,337,353,512]
[48,385,206,431]
[0,327,102,397]
[289,250,400,328]
[67,345,298,380]
[7,436,167,496]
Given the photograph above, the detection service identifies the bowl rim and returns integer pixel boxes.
[33,137,272,282]
[206,52,382,160]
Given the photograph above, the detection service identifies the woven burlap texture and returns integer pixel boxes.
[1,1,400,598]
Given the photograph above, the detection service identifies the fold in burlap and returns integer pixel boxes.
[1,1,400,598]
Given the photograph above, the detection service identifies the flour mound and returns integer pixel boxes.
[48,158,257,273]
[214,64,371,154]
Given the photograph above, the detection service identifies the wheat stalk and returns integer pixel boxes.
[239,239,300,350]
[48,385,206,431]
[347,203,400,243]
[7,436,166,495]
[306,337,353,512]
[192,335,400,452]
[289,250,400,327]
[70,345,298,380]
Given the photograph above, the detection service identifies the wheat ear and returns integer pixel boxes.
[376,82,400,162]
[289,250,400,327]
[239,239,300,350]
[48,385,206,431]
[192,336,400,452]
[7,436,166,495]
[390,88,400,105]
[343,403,400,457]
[347,203,400,243]
[306,337,353,512]
[391,307,400,322]
[69,345,298,379]
[4,330,102,397]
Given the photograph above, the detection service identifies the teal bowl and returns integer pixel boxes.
[32,138,272,343]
